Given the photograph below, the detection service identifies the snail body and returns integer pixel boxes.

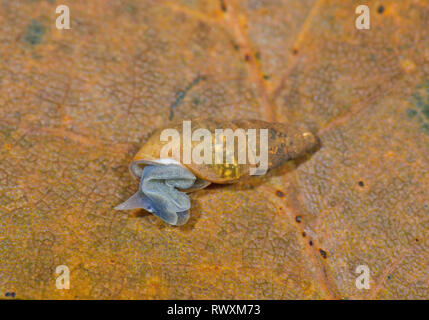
[115,119,318,225]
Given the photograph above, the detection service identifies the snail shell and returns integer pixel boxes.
[115,119,318,226]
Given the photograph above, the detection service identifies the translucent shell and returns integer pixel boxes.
[130,119,319,184]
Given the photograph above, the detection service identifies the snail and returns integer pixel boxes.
[115,119,319,226]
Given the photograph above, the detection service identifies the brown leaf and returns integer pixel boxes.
[0,0,428,299]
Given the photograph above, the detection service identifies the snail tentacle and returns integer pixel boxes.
[114,191,152,211]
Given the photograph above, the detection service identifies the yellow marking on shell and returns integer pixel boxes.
[215,163,239,180]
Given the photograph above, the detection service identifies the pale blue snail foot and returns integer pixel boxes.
[114,191,152,211]
[115,164,197,226]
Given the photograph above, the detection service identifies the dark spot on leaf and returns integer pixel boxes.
[169,74,204,120]
[408,81,429,135]
[377,5,385,14]
[319,249,327,259]
[24,20,45,45]
[263,74,270,80]
[295,215,302,223]
[292,48,298,55]
[276,190,285,197]
[125,4,137,14]
[422,104,429,119]
[407,109,417,118]
[219,0,227,12]
[302,232,306,237]
[358,181,364,187]
[309,240,313,246]
[244,54,251,62]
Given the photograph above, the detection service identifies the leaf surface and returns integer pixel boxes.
[0,0,428,299]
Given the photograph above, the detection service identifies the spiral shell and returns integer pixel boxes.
[130,119,318,183]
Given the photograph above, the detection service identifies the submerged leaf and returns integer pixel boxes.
[0,0,427,299]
